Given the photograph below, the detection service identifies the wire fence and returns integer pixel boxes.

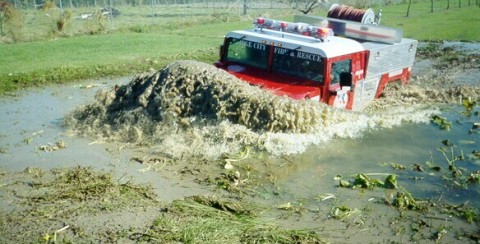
[7,0,297,10]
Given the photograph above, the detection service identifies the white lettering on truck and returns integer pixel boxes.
[274,47,321,61]
[239,40,266,51]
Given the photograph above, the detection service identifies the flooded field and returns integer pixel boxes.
[1,42,479,242]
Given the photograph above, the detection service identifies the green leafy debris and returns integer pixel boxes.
[441,202,479,224]
[339,174,398,190]
[431,115,452,130]
[391,190,428,211]
[353,173,384,189]
[426,160,442,172]
[330,206,360,220]
[131,196,325,243]
[384,174,398,189]
[462,97,477,116]
[441,139,453,146]
[391,163,406,170]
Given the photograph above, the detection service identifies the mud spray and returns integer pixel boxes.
[64,54,480,161]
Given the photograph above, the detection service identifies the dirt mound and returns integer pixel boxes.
[65,60,329,134]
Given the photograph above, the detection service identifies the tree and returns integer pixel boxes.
[405,0,412,16]
[0,2,23,41]
[0,2,7,36]
[280,0,328,14]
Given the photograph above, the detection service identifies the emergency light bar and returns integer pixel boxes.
[294,15,403,44]
[254,17,334,41]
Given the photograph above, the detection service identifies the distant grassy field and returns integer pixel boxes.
[380,1,480,41]
[0,1,478,94]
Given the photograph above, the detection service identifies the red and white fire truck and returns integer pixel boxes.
[215,4,418,110]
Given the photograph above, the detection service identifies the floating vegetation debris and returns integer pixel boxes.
[0,166,158,243]
[428,143,480,189]
[130,195,325,243]
[38,140,67,152]
[391,190,426,211]
[330,205,360,220]
[441,202,480,224]
[430,115,452,130]
[336,173,431,211]
[390,162,406,170]
[338,173,397,190]
[462,97,477,116]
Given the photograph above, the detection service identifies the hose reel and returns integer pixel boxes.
[327,4,381,25]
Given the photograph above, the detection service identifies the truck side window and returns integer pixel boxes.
[331,59,351,85]
[225,38,268,69]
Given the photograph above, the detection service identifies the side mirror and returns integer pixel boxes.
[219,44,225,60]
[339,72,352,89]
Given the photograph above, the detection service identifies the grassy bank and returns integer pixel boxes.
[0,1,478,94]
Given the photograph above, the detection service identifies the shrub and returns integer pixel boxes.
[0,2,24,42]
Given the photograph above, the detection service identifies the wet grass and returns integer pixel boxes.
[131,195,325,243]
[0,166,327,243]
[0,166,158,242]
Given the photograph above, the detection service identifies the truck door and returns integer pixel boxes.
[328,59,352,109]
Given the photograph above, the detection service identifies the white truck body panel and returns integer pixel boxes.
[362,38,418,78]
[352,38,417,110]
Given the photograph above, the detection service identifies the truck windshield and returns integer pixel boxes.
[225,37,268,69]
[272,46,324,83]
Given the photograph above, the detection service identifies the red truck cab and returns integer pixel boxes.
[215,14,417,110]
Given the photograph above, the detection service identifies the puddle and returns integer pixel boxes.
[0,79,212,202]
[269,112,479,205]
[250,109,479,242]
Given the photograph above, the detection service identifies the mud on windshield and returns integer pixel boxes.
[225,37,325,83]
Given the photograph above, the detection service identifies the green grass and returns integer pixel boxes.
[380,1,480,41]
[2,32,220,74]
[0,2,478,94]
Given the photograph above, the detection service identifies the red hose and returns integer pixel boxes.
[328,5,367,23]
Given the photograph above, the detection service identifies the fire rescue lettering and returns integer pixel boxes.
[296,51,322,62]
[274,47,321,62]
[239,40,266,51]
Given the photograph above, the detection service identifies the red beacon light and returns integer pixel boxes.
[256,17,265,25]
[255,17,275,29]
[314,27,334,41]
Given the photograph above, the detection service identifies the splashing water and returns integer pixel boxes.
[64,60,442,160]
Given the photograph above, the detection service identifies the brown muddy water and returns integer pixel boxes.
[1,42,479,242]
[0,80,212,201]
